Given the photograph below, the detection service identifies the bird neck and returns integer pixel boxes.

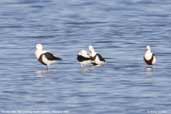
[90,50,96,57]
[35,49,43,59]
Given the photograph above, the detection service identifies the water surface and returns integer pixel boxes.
[0,0,171,114]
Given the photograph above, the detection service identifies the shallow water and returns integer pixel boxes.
[0,0,171,114]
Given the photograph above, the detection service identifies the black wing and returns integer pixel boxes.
[38,54,47,65]
[44,52,62,61]
[96,53,105,62]
[77,55,91,62]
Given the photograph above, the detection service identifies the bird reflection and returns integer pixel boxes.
[35,68,49,77]
[80,64,104,73]
[145,65,154,76]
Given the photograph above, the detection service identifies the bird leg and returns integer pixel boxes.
[46,65,49,71]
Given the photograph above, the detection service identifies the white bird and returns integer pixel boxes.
[77,50,92,66]
[144,45,156,65]
[88,45,105,65]
[35,44,62,69]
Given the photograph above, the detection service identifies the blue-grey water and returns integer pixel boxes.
[0,0,171,114]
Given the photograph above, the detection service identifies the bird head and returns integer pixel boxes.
[79,50,89,57]
[146,45,151,52]
[36,44,43,50]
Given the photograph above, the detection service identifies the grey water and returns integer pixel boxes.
[0,0,171,114]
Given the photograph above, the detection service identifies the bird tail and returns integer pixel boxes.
[55,57,62,60]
